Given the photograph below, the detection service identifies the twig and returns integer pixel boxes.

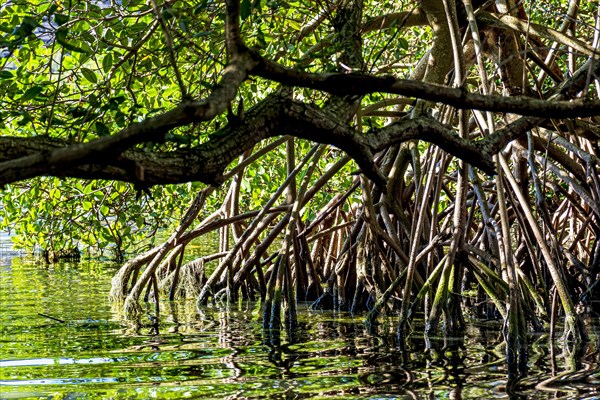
[38,313,66,323]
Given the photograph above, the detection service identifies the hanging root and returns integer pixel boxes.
[161,257,207,299]
[179,259,208,298]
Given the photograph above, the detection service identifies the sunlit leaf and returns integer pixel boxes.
[102,53,113,74]
[81,68,98,84]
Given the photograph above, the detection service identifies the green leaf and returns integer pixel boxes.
[288,20,301,31]
[54,13,69,26]
[162,9,175,20]
[49,188,59,200]
[56,27,89,54]
[193,31,212,38]
[102,53,112,74]
[12,16,38,39]
[95,121,110,136]
[101,227,113,241]
[194,0,209,14]
[83,182,94,194]
[241,0,252,20]
[130,22,148,32]
[178,19,189,33]
[46,4,58,15]
[20,86,44,101]
[0,70,13,80]
[17,113,32,126]
[398,38,408,50]
[88,94,99,107]
[115,111,126,127]
[81,68,98,83]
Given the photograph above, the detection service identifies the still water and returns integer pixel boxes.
[1,258,599,399]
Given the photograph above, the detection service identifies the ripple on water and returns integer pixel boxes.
[1,259,599,399]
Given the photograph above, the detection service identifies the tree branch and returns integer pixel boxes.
[1,23,597,188]
[252,52,600,118]
[362,10,428,33]
[479,11,598,57]
[225,0,244,54]
[0,97,498,187]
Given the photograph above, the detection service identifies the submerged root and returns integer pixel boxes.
[123,295,144,321]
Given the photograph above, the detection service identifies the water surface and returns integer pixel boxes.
[1,259,599,399]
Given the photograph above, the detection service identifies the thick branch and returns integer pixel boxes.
[252,51,600,118]
[2,53,597,187]
[225,0,243,54]
[362,10,428,33]
[0,98,498,187]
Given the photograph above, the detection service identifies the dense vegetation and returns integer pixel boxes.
[1,0,599,381]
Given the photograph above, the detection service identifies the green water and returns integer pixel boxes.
[1,259,599,399]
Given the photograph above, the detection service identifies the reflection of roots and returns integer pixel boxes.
[123,296,143,320]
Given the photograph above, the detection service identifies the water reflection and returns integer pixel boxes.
[0,259,599,399]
